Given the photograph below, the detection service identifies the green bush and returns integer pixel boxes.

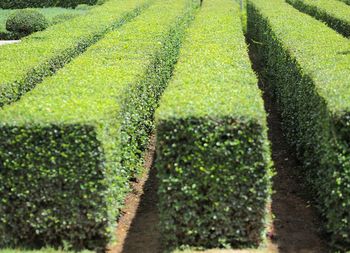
[51,13,80,25]
[6,9,49,37]
[339,0,350,5]
[156,0,272,249]
[0,0,97,9]
[286,0,350,37]
[247,0,350,250]
[96,0,107,5]
[0,0,149,108]
[0,0,197,250]
[75,4,93,10]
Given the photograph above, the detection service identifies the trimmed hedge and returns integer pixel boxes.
[0,0,97,9]
[247,0,350,250]
[286,0,350,37]
[0,0,149,108]
[0,0,197,250]
[339,0,350,5]
[156,0,272,249]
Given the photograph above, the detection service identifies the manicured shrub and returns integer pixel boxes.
[0,0,197,250]
[287,0,350,37]
[51,13,80,25]
[0,0,97,9]
[247,0,350,250]
[6,9,49,37]
[0,0,149,108]
[156,0,272,249]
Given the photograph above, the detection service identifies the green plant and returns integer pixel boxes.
[247,0,350,250]
[96,0,107,5]
[75,4,93,10]
[51,13,80,25]
[156,0,272,249]
[6,9,49,37]
[0,0,149,108]
[286,0,350,37]
[0,0,197,250]
[0,0,98,9]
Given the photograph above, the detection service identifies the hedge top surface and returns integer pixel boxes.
[0,0,192,126]
[156,0,263,122]
[290,0,350,25]
[249,0,350,116]
[0,0,144,84]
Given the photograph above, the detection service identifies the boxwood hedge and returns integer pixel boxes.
[0,0,97,9]
[156,0,272,249]
[286,0,350,37]
[247,0,350,250]
[0,0,197,250]
[0,0,149,108]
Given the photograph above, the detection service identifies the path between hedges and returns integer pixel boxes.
[107,56,329,253]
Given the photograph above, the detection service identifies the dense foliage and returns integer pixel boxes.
[287,0,350,37]
[247,0,350,250]
[0,0,97,9]
[156,0,272,249]
[0,0,197,250]
[0,0,148,108]
[6,9,49,37]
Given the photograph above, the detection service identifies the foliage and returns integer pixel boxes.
[0,0,148,107]
[286,0,350,37]
[0,0,197,250]
[0,0,97,9]
[247,0,350,250]
[156,0,272,249]
[51,13,80,25]
[6,9,49,37]
[75,4,93,10]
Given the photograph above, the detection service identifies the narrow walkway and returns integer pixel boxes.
[0,40,20,46]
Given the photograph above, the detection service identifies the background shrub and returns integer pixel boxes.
[0,0,98,9]
[6,9,49,37]
[51,13,80,25]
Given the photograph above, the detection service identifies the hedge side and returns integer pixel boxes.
[0,0,149,108]
[0,0,197,250]
[156,0,272,249]
[247,0,350,250]
[0,0,97,9]
[286,0,350,37]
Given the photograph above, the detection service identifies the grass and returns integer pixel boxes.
[0,7,86,34]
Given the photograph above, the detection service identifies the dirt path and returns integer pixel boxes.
[249,46,329,253]
[108,135,162,253]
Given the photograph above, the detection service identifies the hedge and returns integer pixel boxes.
[0,0,97,9]
[286,0,350,37]
[339,0,350,5]
[0,0,149,108]
[156,0,272,249]
[0,0,196,250]
[247,0,350,250]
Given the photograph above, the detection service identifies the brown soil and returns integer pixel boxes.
[108,135,162,253]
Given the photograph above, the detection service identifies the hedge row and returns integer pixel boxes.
[286,0,350,37]
[339,0,350,5]
[156,0,272,249]
[0,0,196,250]
[247,0,350,250]
[0,0,97,9]
[0,0,149,108]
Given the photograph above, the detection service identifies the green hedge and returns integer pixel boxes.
[286,0,350,37]
[0,0,149,108]
[339,0,350,5]
[156,0,272,249]
[247,0,350,250]
[0,0,196,250]
[0,0,97,9]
